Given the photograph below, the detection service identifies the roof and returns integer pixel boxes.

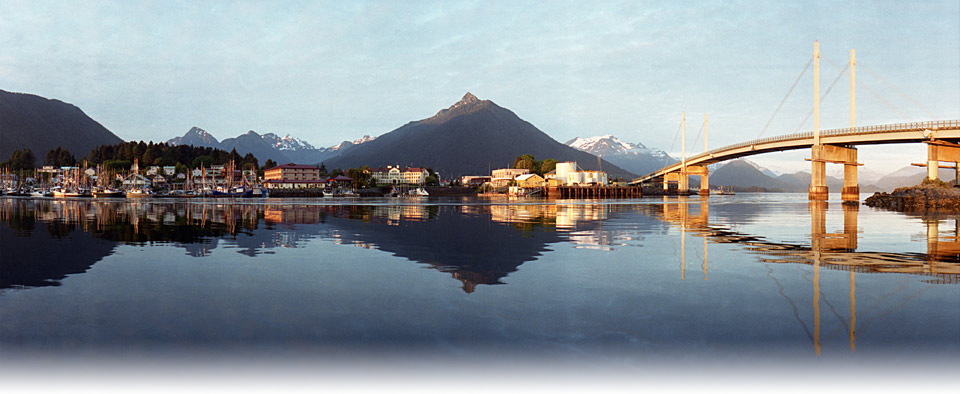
[330,175,354,182]
[515,174,542,181]
[267,163,319,171]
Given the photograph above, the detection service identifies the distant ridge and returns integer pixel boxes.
[166,128,376,164]
[322,93,635,178]
[0,89,124,161]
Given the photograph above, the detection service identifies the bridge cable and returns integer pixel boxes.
[859,63,938,120]
[757,57,813,140]
[689,120,706,153]
[859,79,916,123]
[795,61,849,133]
[663,119,684,169]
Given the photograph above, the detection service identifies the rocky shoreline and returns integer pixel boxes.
[864,182,960,212]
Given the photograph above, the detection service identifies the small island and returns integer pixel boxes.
[864,179,960,212]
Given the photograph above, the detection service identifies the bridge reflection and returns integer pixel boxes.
[651,196,959,355]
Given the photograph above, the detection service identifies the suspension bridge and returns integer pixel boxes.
[631,42,960,201]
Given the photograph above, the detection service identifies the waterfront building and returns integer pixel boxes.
[514,173,545,188]
[491,168,530,188]
[403,168,429,184]
[371,166,429,185]
[264,163,321,182]
[460,175,491,187]
[370,166,403,184]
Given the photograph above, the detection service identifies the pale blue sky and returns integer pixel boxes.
[2,0,958,174]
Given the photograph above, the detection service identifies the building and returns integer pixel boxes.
[370,166,402,184]
[514,173,545,188]
[265,163,321,182]
[402,168,429,185]
[460,175,491,187]
[371,166,429,185]
[491,168,530,188]
[263,179,327,189]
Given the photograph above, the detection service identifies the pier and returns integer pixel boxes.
[549,185,641,199]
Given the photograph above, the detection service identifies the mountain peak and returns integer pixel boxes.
[460,92,479,105]
[187,126,207,135]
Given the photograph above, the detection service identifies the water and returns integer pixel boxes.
[1,194,958,386]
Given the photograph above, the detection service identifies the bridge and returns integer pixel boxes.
[631,42,960,201]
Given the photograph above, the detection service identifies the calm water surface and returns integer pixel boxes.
[1,194,958,365]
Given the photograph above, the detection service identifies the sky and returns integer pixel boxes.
[2,0,958,175]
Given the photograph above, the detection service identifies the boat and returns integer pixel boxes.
[126,188,154,198]
[713,186,735,195]
[93,188,124,198]
[30,188,53,198]
[408,187,429,196]
[211,186,253,198]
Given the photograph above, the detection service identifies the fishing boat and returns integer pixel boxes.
[126,188,154,198]
[407,187,429,196]
[93,188,124,198]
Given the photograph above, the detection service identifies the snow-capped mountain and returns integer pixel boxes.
[331,135,376,151]
[262,133,317,151]
[166,127,377,165]
[565,134,675,176]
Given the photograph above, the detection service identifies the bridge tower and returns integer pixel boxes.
[809,43,860,202]
[679,112,688,192]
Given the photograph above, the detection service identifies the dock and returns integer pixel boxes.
[549,185,642,199]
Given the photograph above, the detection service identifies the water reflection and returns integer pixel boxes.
[648,195,959,356]
[2,197,958,294]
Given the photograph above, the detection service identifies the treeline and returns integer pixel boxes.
[2,142,266,175]
[87,141,260,171]
[0,148,75,172]
[512,154,558,176]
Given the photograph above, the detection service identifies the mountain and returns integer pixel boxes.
[565,135,676,176]
[167,126,220,148]
[710,159,792,191]
[321,93,635,178]
[0,89,124,161]
[873,166,956,191]
[167,128,376,165]
[261,132,316,151]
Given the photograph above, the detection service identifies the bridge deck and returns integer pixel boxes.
[632,120,960,184]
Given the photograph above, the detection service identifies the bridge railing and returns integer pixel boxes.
[639,120,960,180]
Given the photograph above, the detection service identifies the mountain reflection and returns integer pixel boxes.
[0,199,639,292]
[2,197,958,293]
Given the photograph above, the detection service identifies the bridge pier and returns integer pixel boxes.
[683,165,709,195]
[809,144,860,202]
[664,172,680,192]
[925,142,960,182]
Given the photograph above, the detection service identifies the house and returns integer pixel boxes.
[123,173,151,187]
[514,173,544,188]
[163,166,177,176]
